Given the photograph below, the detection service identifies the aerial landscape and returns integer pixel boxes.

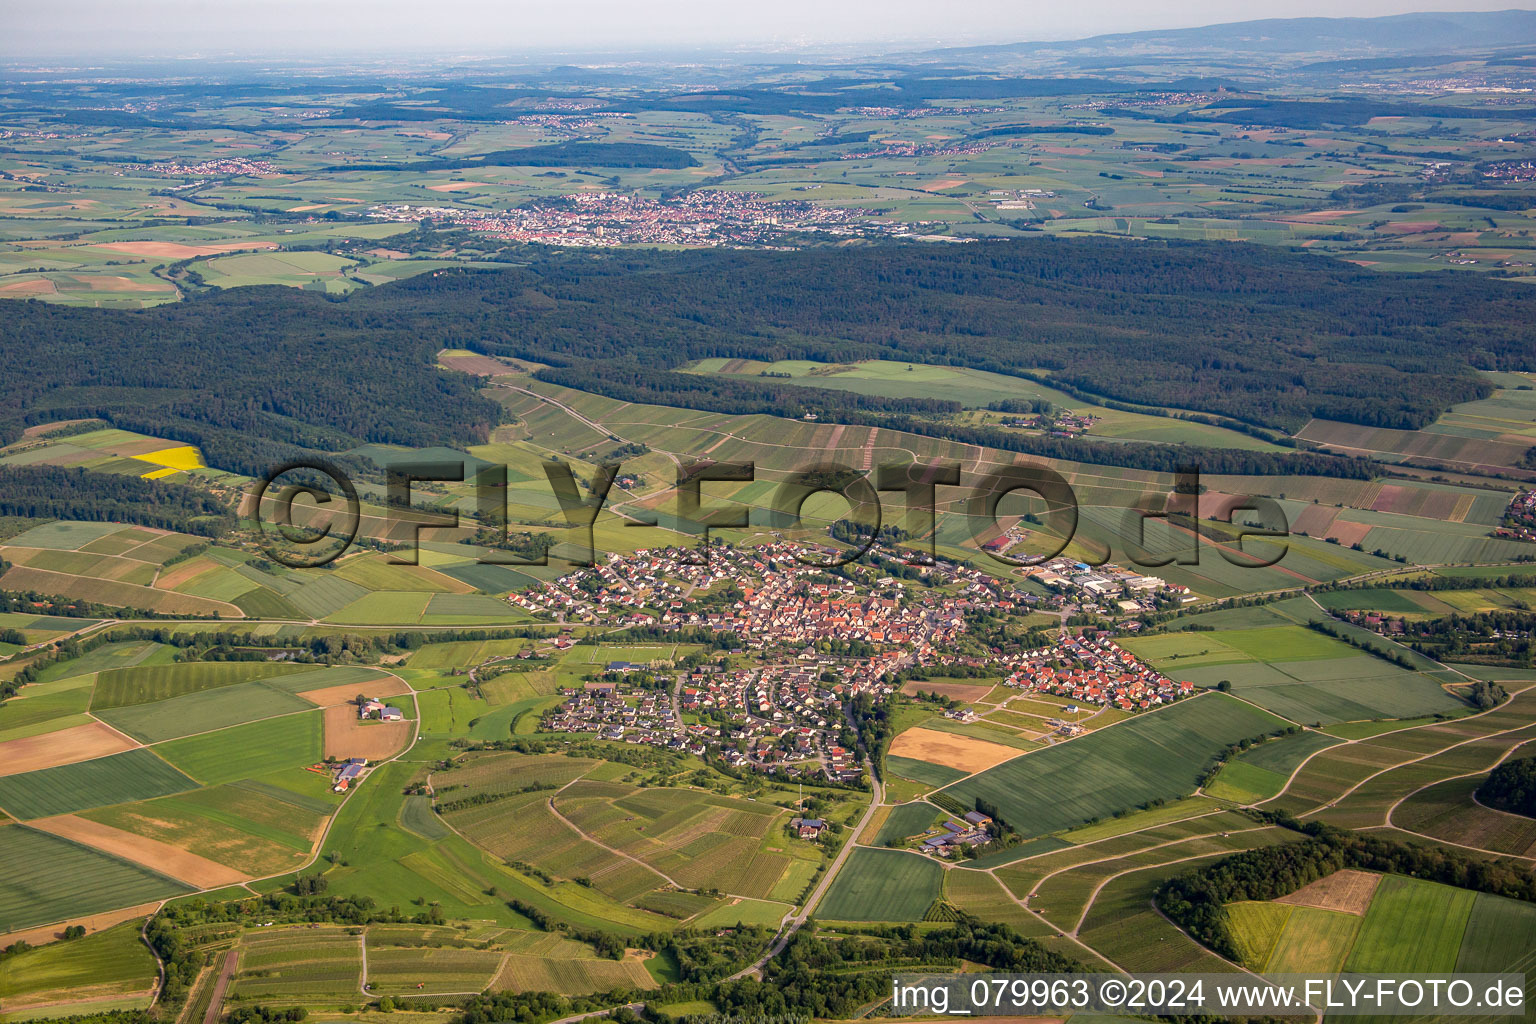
[3,2,1536,1023]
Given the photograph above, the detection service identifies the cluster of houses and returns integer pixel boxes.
[513,542,967,656]
[520,539,1202,779]
[544,655,878,782]
[358,697,404,722]
[909,810,994,857]
[331,758,369,792]
[367,190,903,249]
[996,634,1195,715]
[1338,609,1408,636]
[1496,489,1536,543]
[998,410,1099,438]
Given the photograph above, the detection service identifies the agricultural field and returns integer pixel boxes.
[4,33,1536,1016]
[1123,623,1465,725]
[0,921,158,1015]
[0,826,191,933]
[0,749,199,821]
[89,661,311,710]
[450,775,800,904]
[691,359,1283,451]
[943,694,1288,836]
[228,927,364,1008]
[816,848,944,922]
[1227,871,1528,982]
[1204,730,1344,803]
[80,779,331,878]
[155,712,325,784]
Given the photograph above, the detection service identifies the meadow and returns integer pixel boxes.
[873,802,944,845]
[0,921,157,1012]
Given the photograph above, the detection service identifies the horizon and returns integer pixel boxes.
[5,1,1535,62]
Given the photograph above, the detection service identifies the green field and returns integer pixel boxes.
[1263,905,1363,973]
[1343,875,1476,973]
[1131,624,1462,725]
[692,359,1283,451]
[228,927,363,1006]
[1207,729,1344,802]
[885,755,967,788]
[0,749,198,820]
[89,661,309,709]
[0,827,191,931]
[817,847,943,922]
[87,782,325,877]
[873,802,944,845]
[154,712,325,785]
[1204,760,1289,804]
[0,921,157,1010]
[1225,900,1292,970]
[1455,892,1536,977]
[943,694,1286,837]
[94,679,316,743]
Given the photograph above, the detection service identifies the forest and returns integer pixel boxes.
[1477,756,1536,818]
[0,465,234,535]
[1,239,1531,480]
[398,240,1530,431]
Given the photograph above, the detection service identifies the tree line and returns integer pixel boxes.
[1156,819,1536,963]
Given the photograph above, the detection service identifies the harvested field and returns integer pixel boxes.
[0,722,138,776]
[322,704,412,760]
[0,901,159,950]
[898,681,994,703]
[1276,868,1381,915]
[27,814,248,888]
[1325,520,1374,547]
[88,241,275,259]
[887,726,1023,774]
[298,677,410,708]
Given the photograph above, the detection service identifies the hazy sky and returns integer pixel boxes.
[6,0,1533,59]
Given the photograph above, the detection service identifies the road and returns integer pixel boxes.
[728,757,885,981]
[547,1003,646,1024]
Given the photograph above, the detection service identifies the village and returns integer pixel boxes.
[528,539,1196,782]
[367,190,916,247]
[1496,488,1536,542]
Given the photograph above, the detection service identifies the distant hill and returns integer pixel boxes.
[928,9,1536,59]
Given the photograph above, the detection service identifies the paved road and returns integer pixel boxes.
[728,756,885,981]
[548,1002,646,1024]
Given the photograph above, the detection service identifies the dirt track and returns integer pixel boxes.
[204,950,239,1024]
